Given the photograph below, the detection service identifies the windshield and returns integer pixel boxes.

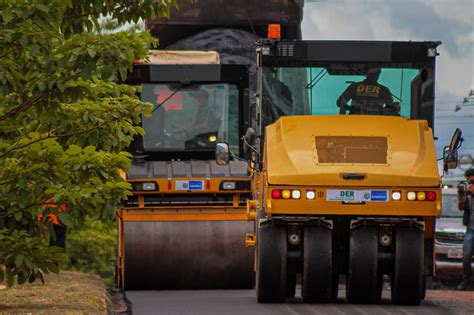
[262,65,427,125]
[140,83,240,152]
[441,193,463,217]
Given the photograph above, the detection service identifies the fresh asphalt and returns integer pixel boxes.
[126,287,467,315]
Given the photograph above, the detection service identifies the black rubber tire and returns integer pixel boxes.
[331,273,339,301]
[346,225,378,304]
[302,225,332,303]
[391,226,424,305]
[376,274,384,302]
[286,272,296,298]
[256,221,287,303]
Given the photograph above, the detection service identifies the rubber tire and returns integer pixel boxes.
[331,273,339,301]
[376,274,384,302]
[302,225,332,303]
[256,221,287,303]
[286,272,296,298]
[391,226,424,305]
[346,225,378,304]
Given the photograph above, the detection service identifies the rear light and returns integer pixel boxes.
[417,192,426,201]
[392,191,401,201]
[407,191,437,201]
[272,189,281,199]
[291,190,301,199]
[407,191,416,201]
[306,190,316,200]
[282,190,291,199]
[426,191,436,201]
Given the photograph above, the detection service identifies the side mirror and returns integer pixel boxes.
[215,142,229,165]
[443,146,458,171]
[449,128,463,152]
[443,128,463,171]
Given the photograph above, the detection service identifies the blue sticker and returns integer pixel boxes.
[189,180,203,190]
[371,190,387,201]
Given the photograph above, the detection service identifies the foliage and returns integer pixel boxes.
[0,0,177,285]
[67,217,116,286]
[0,229,69,286]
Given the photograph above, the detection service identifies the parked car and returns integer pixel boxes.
[435,188,474,280]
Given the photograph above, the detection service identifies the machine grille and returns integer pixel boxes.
[435,231,465,245]
[123,194,250,207]
[276,43,295,57]
[315,136,388,164]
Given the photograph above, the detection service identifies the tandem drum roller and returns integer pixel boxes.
[123,220,255,290]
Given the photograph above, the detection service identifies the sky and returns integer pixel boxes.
[301,0,474,112]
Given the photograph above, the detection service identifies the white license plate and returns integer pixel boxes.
[447,248,463,259]
[327,190,388,202]
[175,180,204,191]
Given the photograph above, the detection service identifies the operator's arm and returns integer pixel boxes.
[380,86,396,108]
[337,84,355,114]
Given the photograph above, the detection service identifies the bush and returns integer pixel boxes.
[67,218,117,286]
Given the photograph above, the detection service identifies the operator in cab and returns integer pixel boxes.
[337,67,399,116]
[174,89,216,135]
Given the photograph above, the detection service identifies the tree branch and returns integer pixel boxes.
[0,122,108,158]
[0,93,43,122]
[0,202,41,219]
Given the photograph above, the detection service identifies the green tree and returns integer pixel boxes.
[0,0,176,286]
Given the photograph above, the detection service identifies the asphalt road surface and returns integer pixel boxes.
[126,287,474,315]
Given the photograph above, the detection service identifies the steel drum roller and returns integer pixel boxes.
[124,221,255,289]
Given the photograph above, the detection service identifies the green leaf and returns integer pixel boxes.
[51,252,69,265]
[36,81,46,92]
[14,211,22,221]
[48,263,60,274]
[7,271,14,287]
[17,272,27,285]
[56,212,73,228]
[28,273,37,283]
[29,44,40,56]
[66,144,82,155]
[101,64,114,80]
[37,4,49,12]
[87,48,96,58]
[15,253,24,267]
[2,10,13,23]
[84,145,96,154]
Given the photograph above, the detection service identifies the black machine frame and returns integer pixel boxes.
[127,64,250,161]
[256,40,441,135]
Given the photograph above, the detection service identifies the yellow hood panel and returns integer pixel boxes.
[265,115,440,187]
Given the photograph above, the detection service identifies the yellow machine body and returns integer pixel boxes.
[118,175,254,290]
[262,115,441,217]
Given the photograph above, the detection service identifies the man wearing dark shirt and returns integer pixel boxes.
[173,89,217,137]
[337,68,398,115]
[457,168,474,291]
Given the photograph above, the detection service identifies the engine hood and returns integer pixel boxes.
[265,115,440,187]
[436,218,464,233]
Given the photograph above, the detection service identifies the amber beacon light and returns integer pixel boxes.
[268,24,281,40]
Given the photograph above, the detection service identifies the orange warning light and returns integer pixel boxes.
[268,24,281,40]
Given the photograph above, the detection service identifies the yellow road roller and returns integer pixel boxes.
[216,38,462,304]
[117,0,306,290]
[117,51,254,289]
